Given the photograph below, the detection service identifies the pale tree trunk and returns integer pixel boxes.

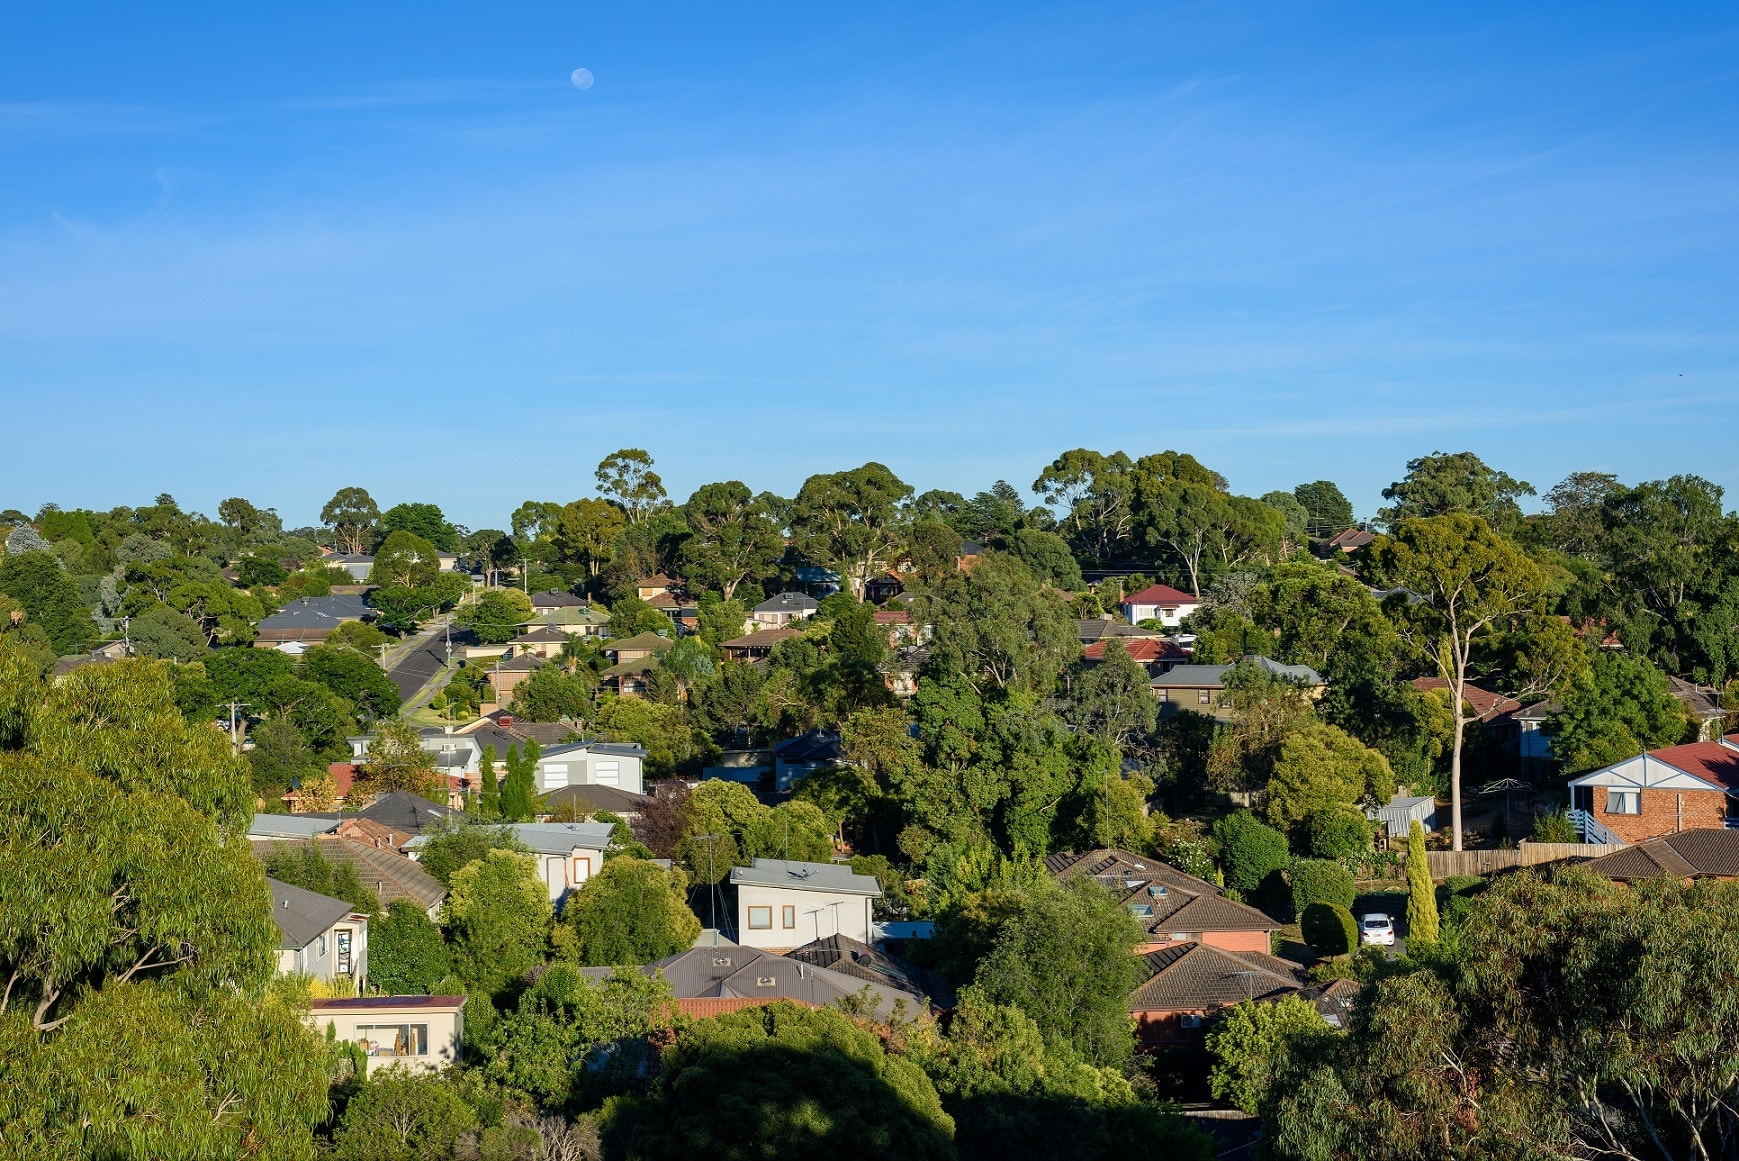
[1449,679,1468,851]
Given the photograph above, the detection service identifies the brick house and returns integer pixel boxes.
[1567,736,1739,845]
[1044,849,1278,954]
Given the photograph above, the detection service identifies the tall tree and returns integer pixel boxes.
[367,529,442,588]
[557,857,701,965]
[790,463,914,597]
[680,481,784,599]
[444,848,551,995]
[595,448,669,524]
[1377,451,1534,530]
[0,551,96,655]
[551,498,625,576]
[356,718,441,799]
[1403,819,1438,943]
[1031,449,1137,561]
[321,486,381,555]
[1292,480,1355,538]
[1368,514,1544,849]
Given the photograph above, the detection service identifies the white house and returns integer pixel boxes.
[729,858,881,951]
[1118,584,1200,628]
[268,878,369,989]
[507,822,616,905]
[532,741,647,796]
[310,996,465,1075]
[751,592,820,629]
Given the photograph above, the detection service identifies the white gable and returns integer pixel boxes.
[1568,753,1728,793]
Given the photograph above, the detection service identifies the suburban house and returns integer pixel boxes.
[729,858,881,951]
[1118,584,1200,628]
[720,626,805,663]
[310,996,465,1075]
[506,822,615,905]
[956,540,986,571]
[872,607,922,646]
[487,652,544,701]
[539,782,653,819]
[1078,617,1170,644]
[1666,676,1729,742]
[1514,699,1556,763]
[604,632,673,665]
[646,590,700,632]
[51,640,132,679]
[510,626,573,658]
[864,573,905,603]
[1411,677,1521,751]
[1083,638,1188,668]
[579,941,931,1022]
[784,934,953,1009]
[635,574,680,601]
[1150,656,1326,720]
[1045,849,1278,954]
[531,739,648,796]
[521,606,610,638]
[1567,736,1739,844]
[252,831,447,919]
[1128,943,1316,1047]
[1323,528,1376,554]
[771,729,846,792]
[254,594,373,652]
[268,878,369,988]
[1581,829,1739,881]
[751,592,819,629]
[529,590,590,615]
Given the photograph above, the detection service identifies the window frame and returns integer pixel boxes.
[781,905,796,929]
[1606,789,1641,815]
[748,906,773,930]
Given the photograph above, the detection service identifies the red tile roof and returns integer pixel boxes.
[873,609,911,624]
[1083,638,1187,664]
[1647,739,1739,791]
[1410,678,1521,723]
[1122,584,1198,607]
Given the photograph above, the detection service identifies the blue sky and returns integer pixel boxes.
[3,2,1737,530]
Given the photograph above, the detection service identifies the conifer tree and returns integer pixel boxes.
[1405,819,1439,943]
[477,744,500,817]
[500,744,528,821]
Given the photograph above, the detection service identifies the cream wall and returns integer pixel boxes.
[735,883,875,950]
[312,1001,464,1075]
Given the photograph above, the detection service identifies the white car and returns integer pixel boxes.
[1359,913,1395,947]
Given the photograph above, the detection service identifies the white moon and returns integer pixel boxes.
[570,68,594,90]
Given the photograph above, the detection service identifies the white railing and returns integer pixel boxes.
[1569,809,1625,845]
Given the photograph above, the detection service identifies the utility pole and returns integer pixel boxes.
[226,701,250,755]
[695,834,722,936]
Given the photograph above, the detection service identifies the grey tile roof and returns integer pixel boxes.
[1047,849,1275,935]
[774,729,843,763]
[754,592,819,613]
[728,858,881,897]
[267,877,359,950]
[358,791,456,833]
[783,934,953,1007]
[1583,829,1739,880]
[583,946,926,1019]
[257,594,373,632]
[538,784,652,815]
[530,590,590,608]
[1148,655,1324,689]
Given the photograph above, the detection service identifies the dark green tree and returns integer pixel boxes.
[0,550,96,655]
[367,899,453,995]
[320,486,380,555]
[557,857,701,965]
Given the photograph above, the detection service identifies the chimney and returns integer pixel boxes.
[499,714,514,728]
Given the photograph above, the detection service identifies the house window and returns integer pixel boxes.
[1607,790,1641,815]
[572,854,591,883]
[336,930,352,975]
[1171,932,1196,942]
[782,905,796,929]
[594,761,620,787]
[1197,690,1211,705]
[543,763,569,790]
[317,934,328,957]
[355,1023,428,1058]
[1156,689,1168,703]
[748,906,773,930]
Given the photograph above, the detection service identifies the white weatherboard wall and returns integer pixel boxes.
[533,748,644,795]
[735,883,875,950]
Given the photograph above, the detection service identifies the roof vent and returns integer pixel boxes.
[756,976,776,987]
[712,957,732,967]
[281,899,289,908]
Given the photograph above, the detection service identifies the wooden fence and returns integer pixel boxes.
[1423,841,1620,879]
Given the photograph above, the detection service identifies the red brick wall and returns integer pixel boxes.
[1597,786,1728,843]
[1134,1008,1211,1047]
[1136,930,1271,956]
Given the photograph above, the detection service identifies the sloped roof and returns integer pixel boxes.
[1646,740,1739,791]
[504,821,615,855]
[538,784,652,815]
[250,814,343,840]
[1132,891,1280,935]
[774,729,843,763]
[357,790,456,832]
[1083,638,1186,664]
[1411,677,1521,723]
[1583,828,1739,880]
[1046,849,1274,934]
[784,934,953,1008]
[513,626,572,644]
[587,946,920,1019]
[607,632,675,654]
[530,590,588,608]
[1129,944,1305,1012]
[267,877,358,950]
[754,592,819,613]
[1122,584,1198,607]
[721,627,806,650]
[254,836,446,913]
[1666,676,1726,722]
[1149,656,1324,690]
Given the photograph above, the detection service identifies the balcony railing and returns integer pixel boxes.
[1569,809,1624,845]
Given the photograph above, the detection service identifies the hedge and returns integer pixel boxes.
[1301,902,1357,957]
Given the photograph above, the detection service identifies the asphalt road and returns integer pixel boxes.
[386,625,453,704]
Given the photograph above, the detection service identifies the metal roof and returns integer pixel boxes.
[728,858,881,897]
[250,814,343,839]
[506,821,616,854]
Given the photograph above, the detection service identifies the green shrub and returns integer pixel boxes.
[1531,808,1579,844]
[1306,807,1372,859]
[1212,811,1291,893]
[1439,874,1488,928]
[1289,859,1356,916]
[1300,902,1357,957]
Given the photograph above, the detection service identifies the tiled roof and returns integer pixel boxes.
[1083,638,1186,664]
[783,934,953,1008]
[754,592,819,613]
[1076,617,1169,643]
[1666,676,1726,721]
[583,946,922,1020]
[607,632,675,654]
[1122,584,1198,607]
[1584,829,1739,879]
[873,609,911,624]
[1048,849,1274,934]
[721,627,806,649]
[1646,740,1739,791]
[1411,678,1521,723]
[530,590,588,608]
[253,836,446,913]
[1131,891,1280,935]
[1129,944,1304,1012]
[538,784,652,815]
